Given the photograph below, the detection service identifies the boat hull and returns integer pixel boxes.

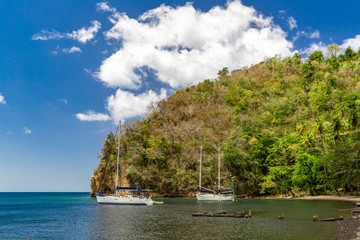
[96,195,153,205]
[196,193,235,201]
[217,194,236,201]
[196,193,217,201]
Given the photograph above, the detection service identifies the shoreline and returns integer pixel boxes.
[294,195,360,202]
[151,194,360,202]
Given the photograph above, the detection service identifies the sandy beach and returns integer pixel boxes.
[296,195,360,202]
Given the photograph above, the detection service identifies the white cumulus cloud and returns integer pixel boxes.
[63,46,82,53]
[96,0,293,90]
[301,34,360,56]
[106,88,167,122]
[75,111,111,121]
[0,93,6,104]
[300,42,326,56]
[32,21,101,43]
[340,35,360,51]
[75,88,166,122]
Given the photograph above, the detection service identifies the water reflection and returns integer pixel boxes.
[90,199,351,240]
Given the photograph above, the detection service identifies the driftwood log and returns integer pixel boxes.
[313,215,343,221]
[352,209,360,215]
[192,210,251,218]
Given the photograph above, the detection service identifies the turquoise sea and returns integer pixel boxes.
[0,192,353,239]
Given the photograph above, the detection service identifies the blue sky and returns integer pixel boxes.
[1,0,360,192]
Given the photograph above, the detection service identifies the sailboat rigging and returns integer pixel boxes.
[196,146,235,201]
[96,121,153,205]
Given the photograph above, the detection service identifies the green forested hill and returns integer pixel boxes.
[91,47,360,197]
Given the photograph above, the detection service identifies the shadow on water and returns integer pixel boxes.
[0,193,354,240]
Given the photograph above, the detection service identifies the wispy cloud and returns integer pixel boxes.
[58,98,68,105]
[6,131,13,136]
[288,17,297,30]
[308,30,320,39]
[32,30,63,41]
[96,2,117,13]
[75,111,111,121]
[63,46,82,53]
[0,93,6,104]
[23,127,32,134]
[293,30,321,43]
[32,21,101,43]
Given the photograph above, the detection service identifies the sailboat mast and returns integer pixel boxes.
[218,147,220,192]
[199,146,202,189]
[115,121,121,196]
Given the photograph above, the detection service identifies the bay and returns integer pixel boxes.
[0,193,353,239]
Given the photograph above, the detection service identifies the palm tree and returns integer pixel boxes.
[330,116,342,142]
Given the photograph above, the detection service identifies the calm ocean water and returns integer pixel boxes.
[0,192,353,240]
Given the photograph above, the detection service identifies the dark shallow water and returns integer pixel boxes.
[0,193,354,239]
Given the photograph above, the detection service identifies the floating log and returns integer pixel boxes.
[214,210,227,214]
[192,213,208,217]
[192,210,248,218]
[313,215,343,221]
[352,209,360,215]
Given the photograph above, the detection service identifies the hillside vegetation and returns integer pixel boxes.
[91,46,360,197]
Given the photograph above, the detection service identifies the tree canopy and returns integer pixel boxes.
[92,46,360,197]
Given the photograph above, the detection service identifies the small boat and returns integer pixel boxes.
[196,146,217,200]
[196,147,235,201]
[96,188,153,205]
[96,121,153,206]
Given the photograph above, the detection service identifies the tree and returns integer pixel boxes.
[262,166,294,195]
[326,44,342,58]
[218,67,229,77]
[344,47,356,59]
[301,62,315,79]
[330,116,342,142]
[308,51,324,62]
[313,118,325,134]
[292,152,319,195]
[300,131,314,148]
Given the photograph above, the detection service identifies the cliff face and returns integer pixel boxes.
[91,50,360,197]
[90,132,131,197]
[90,164,129,197]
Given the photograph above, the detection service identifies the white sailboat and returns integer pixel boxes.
[196,146,217,201]
[196,147,235,201]
[216,147,235,201]
[96,121,153,205]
